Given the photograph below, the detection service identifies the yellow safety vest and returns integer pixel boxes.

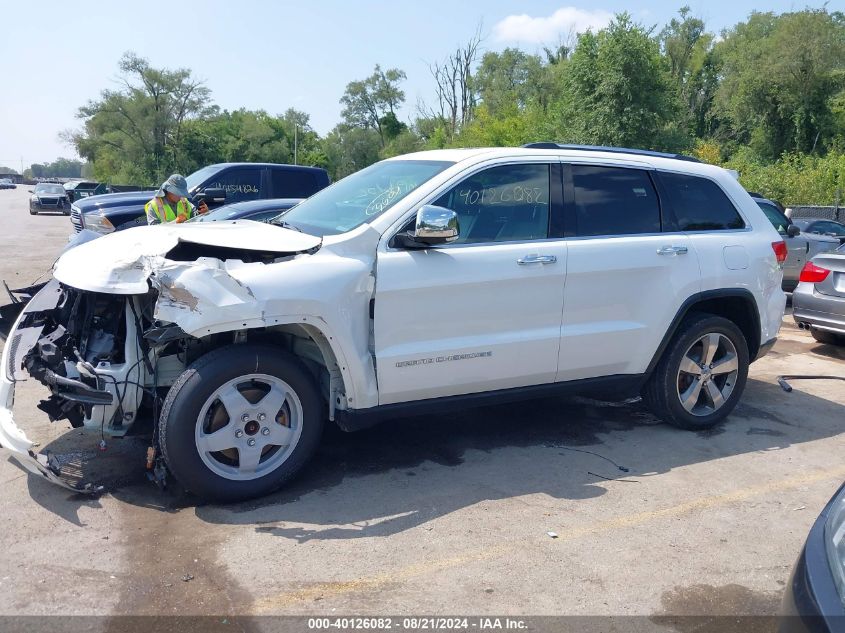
[145,196,192,224]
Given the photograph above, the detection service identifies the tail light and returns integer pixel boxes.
[799,261,831,283]
[771,241,788,265]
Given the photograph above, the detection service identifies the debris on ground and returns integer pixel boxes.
[181,573,194,582]
[547,531,558,539]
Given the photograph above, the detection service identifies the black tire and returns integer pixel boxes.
[29,207,37,215]
[811,327,845,346]
[642,312,749,430]
[160,344,323,502]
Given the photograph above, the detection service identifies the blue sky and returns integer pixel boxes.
[0,0,815,170]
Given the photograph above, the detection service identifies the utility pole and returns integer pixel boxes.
[294,124,298,166]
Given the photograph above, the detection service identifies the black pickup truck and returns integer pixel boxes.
[70,163,330,234]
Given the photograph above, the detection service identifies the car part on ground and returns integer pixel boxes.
[1,146,787,501]
[793,250,845,346]
[777,374,845,392]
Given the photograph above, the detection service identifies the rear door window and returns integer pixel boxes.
[271,169,322,198]
[661,172,745,231]
[570,165,661,237]
[204,168,262,203]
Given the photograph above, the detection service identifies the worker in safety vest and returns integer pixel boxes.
[144,174,209,225]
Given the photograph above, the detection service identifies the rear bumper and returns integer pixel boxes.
[793,283,845,335]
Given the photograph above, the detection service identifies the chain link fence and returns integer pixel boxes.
[787,205,844,222]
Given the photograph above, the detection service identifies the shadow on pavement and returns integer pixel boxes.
[20,374,845,540]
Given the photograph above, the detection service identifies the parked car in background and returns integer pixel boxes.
[0,178,15,190]
[63,180,106,203]
[792,243,845,346]
[70,163,330,234]
[780,481,845,632]
[792,218,845,245]
[189,198,303,224]
[753,195,841,291]
[29,183,69,215]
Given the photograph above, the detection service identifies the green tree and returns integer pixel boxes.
[340,65,407,148]
[67,52,215,184]
[715,9,845,158]
[321,125,382,180]
[474,49,554,115]
[660,7,716,138]
[561,14,679,149]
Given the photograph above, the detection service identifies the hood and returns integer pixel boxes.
[73,190,152,211]
[53,220,322,294]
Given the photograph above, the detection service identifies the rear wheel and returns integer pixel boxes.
[160,344,323,502]
[642,313,749,430]
[811,327,845,346]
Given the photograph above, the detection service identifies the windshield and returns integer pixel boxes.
[279,160,453,236]
[36,184,65,195]
[185,165,221,192]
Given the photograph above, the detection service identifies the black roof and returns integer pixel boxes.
[521,143,701,163]
[206,162,327,173]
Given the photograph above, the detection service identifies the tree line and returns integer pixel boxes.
[66,7,845,205]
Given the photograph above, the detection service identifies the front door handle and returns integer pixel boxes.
[517,254,557,265]
[657,245,689,256]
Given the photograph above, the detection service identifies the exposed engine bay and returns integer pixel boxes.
[12,280,165,436]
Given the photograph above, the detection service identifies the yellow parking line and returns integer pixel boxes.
[254,465,845,611]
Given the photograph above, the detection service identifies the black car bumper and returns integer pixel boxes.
[780,483,845,633]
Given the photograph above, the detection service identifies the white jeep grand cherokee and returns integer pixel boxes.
[1,145,787,501]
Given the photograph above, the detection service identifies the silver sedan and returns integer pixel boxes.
[793,243,845,345]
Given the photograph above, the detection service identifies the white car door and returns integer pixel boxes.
[374,162,567,405]
[557,163,702,382]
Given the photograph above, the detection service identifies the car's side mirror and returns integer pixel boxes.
[415,205,460,244]
[195,187,226,204]
[28,189,34,194]
[787,224,801,237]
[394,205,460,249]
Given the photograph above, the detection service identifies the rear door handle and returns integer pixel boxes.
[657,245,689,256]
[517,254,557,265]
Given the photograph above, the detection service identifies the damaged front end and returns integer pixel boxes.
[1,279,155,492]
[1,221,338,493]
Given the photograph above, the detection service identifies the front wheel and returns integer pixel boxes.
[29,207,37,215]
[160,344,323,502]
[642,313,749,430]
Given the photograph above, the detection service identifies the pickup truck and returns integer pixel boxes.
[70,163,330,233]
[1,145,786,502]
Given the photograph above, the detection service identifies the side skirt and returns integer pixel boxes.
[335,374,645,432]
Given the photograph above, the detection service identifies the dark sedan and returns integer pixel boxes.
[793,219,845,245]
[780,482,845,632]
[29,183,69,215]
[188,198,303,223]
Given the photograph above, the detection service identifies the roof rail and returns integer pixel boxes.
[521,142,701,163]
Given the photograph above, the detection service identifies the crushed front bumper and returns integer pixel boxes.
[0,281,103,494]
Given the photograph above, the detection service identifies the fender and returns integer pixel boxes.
[644,288,762,378]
